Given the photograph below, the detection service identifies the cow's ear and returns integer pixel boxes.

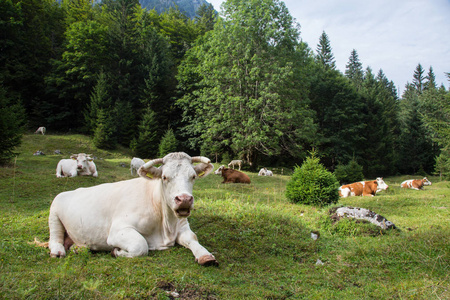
[194,163,214,178]
[70,154,77,160]
[138,166,162,180]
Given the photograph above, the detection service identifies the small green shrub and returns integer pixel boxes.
[285,153,339,206]
[158,128,178,157]
[334,158,364,184]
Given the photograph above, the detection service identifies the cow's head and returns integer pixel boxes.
[70,153,93,172]
[423,177,432,186]
[375,177,389,192]
[138,152,214,218]
[214,165,225,175]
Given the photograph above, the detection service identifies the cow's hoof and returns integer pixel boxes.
[111,248,119,258]
[50,251,65,258]
[197,254,218,267]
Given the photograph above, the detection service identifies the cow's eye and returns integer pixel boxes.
[192,175,197,180]
[162,175,168,181]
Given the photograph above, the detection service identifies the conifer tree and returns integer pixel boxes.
[0,86,25,165]
[398,84,435,174]
[424,66,437,91]
[131,107,159,158]
[358,67,392,176]
[316,31,336,70]
[195,3,217,34]
[413,63,425,94]
[158,128,178,157]
[93,108,116,149]
[85,71,110,134]
[114,100,136,147]
[345,49,364,89]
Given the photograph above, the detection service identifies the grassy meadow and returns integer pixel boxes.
[0,134,448,299]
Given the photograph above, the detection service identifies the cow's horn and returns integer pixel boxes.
[191,156,210,164]
[141,158,164,169]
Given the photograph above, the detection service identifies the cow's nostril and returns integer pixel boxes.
[175,195,193,205]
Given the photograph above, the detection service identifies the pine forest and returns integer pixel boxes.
[1,0,449,178]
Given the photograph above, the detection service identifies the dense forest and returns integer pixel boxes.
[1,0,449,178]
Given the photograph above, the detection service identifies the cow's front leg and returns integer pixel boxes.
[176,223,218,266]
[107,227,148,258]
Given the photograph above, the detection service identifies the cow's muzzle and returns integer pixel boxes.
[175,194,194,217]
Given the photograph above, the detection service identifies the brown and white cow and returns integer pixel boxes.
[46,152,217,266]
[215,165,251,184]
[401,177,432,190]
[56,153,98,178]
[35,127,46,135]
[339,177,389,197]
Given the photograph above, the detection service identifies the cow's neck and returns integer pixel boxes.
[153,181,179,243]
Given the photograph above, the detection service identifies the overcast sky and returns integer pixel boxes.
[207,0,450,95]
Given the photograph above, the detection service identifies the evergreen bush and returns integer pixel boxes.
[0,86,25,165]
[285,152,339,206]
[158,128,178,157]
[93,109,116,149]
[334,159,364,184]
[131,108,159,158]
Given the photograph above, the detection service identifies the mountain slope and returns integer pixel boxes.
[140,0,211,18]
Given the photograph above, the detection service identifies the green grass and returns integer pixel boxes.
[0,134,448,299]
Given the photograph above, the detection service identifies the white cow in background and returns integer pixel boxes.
[258,168,273,176]
[130,157,145,176]
[35,127,46,135]
[46,152,218,266]
[228,160,242,170]
[56,153,98,178]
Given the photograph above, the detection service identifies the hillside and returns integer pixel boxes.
[0,134,448,298]
[141,0,211,18]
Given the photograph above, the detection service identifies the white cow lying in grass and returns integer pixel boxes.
[56,153,98,178]
[130,157,145,176]
[45,152,218,266]
[258,168,273,176]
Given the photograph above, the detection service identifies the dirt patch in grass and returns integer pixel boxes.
[155,280,218,299]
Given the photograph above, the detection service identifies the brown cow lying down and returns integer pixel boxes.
[215,165,251,184]
[401,177,432,190]
[339,177,389,197]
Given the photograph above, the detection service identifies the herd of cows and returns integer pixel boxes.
[32,129,433,265]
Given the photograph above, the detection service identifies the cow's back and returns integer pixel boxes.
[51,178,159,250]
[222,169,251,184]
[401,179,424,189]
[339,182,364,197]
[56,159,76,177]
[401,179,412,188]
